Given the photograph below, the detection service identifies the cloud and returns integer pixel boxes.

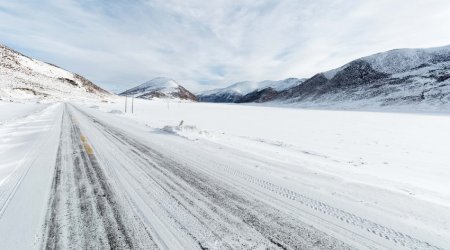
[1,0,450,92]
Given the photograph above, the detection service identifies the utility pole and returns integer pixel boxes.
[125,96,127,113]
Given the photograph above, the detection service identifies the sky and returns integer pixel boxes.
[1,0,450,93]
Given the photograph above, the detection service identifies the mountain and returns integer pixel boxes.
[198,78,304,103]
[0,44,112,102]
[272,45,450,109]
[198,45,450,110]
[120,77,197,101]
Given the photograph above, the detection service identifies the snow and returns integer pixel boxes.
[0,98,449,248]
[127,77,179,92]
[18,54,73,80]
[0,101,47,122]
[0,102,58,196]
[91,98,450,200]
[268,78,304,91]
[0,103,62,249]
[162,124,211,141]
[362,45,449,74]
[0,44,113,102]
[322,44,450,78]
[323,65,345,79]
[84,98,450,248]
[122,77,181,96]
[199,81,259,96]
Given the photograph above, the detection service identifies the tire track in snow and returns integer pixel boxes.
[221,166,443,250]
[41,104,157,249]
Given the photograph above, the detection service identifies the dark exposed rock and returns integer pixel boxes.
[198,92,242,103]
[136,85,197,101]
[198,78,304,103]
[58,78,78,87]
[73,74,110,94]
[328,60,389,87]
[238,88,279,103]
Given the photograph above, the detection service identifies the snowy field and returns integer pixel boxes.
[85,98,450,248]
[0,98,449,249]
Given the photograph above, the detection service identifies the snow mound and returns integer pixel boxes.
[162,123,210,140]
[108,109,122,114]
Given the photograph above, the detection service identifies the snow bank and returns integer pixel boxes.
[0,101,47,122]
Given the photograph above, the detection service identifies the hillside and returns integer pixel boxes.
[0,44,112,102]
[274,45,450,109]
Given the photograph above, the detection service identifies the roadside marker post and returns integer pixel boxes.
[125,96,128,113]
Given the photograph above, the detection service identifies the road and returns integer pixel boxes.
[0,103,445,249]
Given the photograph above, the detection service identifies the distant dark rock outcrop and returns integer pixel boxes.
[198,78,304,103]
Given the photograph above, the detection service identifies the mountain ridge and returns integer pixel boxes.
[120,77,197,101]
[198,44,450,109]
[271,45,450,108]
[198,78,305,103]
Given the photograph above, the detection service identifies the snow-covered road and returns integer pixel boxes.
[0,102,448,249]
[42,104,158,249]
[57,104,353,249]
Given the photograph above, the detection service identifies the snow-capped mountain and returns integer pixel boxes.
[273,45,450,109]
[198,78,304,103]
[120,77,196,101]
[0,44,112,102]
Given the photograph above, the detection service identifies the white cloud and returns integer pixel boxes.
[1,0,450,92]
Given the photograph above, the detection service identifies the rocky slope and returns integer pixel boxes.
[273,45,450,109]
[0,44,112,102]
[120,77,197,101]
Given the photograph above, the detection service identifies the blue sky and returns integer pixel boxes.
[1,0,450,92]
